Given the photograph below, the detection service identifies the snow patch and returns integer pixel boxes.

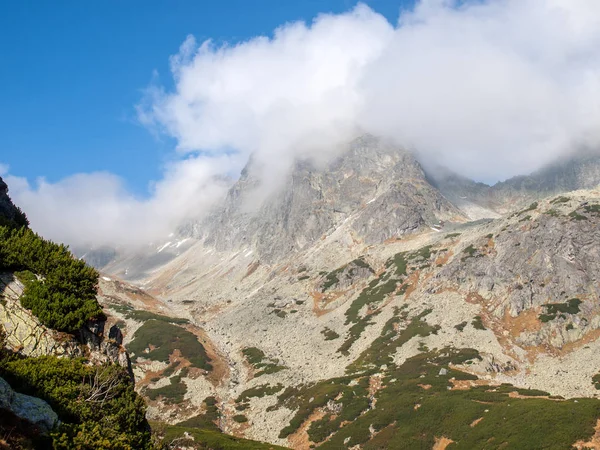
[157,242,172,253]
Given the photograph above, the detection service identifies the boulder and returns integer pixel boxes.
[0,376,59,433]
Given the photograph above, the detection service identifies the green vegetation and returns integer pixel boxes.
[569,210,588,221]
[127,319,212,371]
[321,257,374,292]
[519,201,538,215]
[152,422,287,449]
[0,353,153,449]
[593,374,600,390]
[0,226,103,332]
[273,309,287,318]
[519,214,532,222]
[298,275,310,281]
[338,246,440,355]
[232,415,248,423]
[146,376,187,404]
[242,347,286,377]
[321,327,340,341]
[264,301,600,449]
[236,384,283,407]
[454,321,468,332]
[176,397,220,431]
[348,308,439,374]
[110,304,189,324]
[539,298,582,323]
[551,196,570,204]
[471,316,486,330]
[461,244,478,260]
[445,232,461,239]
[584,204,600,216]
[545,208,561,217]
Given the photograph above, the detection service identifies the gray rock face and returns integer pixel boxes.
[0,376,59,433]
[429,151,600,215]
[0,273,130,369]
[186,135,464,263]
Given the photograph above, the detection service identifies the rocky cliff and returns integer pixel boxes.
[0,273,130,369]
[184,135,465,263]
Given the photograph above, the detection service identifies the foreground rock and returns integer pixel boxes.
[0,376,58,433]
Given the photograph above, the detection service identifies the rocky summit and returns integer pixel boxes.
[72,137,600,449]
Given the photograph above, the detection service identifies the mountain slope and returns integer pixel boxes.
[430,151,600,216]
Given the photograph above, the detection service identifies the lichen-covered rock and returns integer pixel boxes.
[0,376,59,433]
[0,274,129,369]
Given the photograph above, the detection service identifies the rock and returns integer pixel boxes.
[0,376,59,433]
[439,368,448,376]
[108,324,123,345]
[0,275,130,369]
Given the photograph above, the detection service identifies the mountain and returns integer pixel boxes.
[9,137,600,448]
[74,137,600,449]
[429,150,600,216]
[0,176,283,450]
[184,135,465,263]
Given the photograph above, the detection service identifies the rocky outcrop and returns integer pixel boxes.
[430,151,600,216]
[0,376,58,433]
[184,135,464,263]
[0,273,130,369]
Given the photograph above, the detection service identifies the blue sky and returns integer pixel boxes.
[0,0,409,196]
[3,1,597,248]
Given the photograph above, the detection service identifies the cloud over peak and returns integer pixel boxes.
[8,0,600,248]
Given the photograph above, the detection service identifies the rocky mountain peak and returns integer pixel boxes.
[183,135,465,263]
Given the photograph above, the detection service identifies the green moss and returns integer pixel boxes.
[233,415,248,423]
[445,233,461,239]
[298,275,310,281]
[544,208,561,217]
[123,309,188,324]
[273,309,287,319]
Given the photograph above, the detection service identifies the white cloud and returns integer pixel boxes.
[7,0,600,248]
[4,155,237,248]
[143,0,600,183]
